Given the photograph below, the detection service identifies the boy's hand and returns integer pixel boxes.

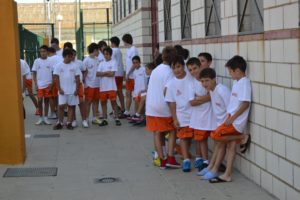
[224,116,234,126]
[173,118,180,129]
[59,89,64,95]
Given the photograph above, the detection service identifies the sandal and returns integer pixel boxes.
[209,177,231,183]
[240,134,251,154]
[99,120,108,127]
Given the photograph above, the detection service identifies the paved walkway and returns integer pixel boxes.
[0,98,277,200]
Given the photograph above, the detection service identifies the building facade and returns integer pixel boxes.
[112,1,300,199]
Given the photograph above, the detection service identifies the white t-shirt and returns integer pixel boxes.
[210,83,231,128]
[20,59,32,79]
[227,77,252,133]
[112,47,124,77]
[48,55,63,72]
[165,75,193,127]
[97,59,117,92]
[83,56,100,88]
[73,59,86,82]
[31,58,53,89]
[132,66,147,98]
[56,49,63,58]
[53,62,81,95]
[98,52,105,63]
[125,46,138,79]
[188,78,216,131]
[146,63,174,117]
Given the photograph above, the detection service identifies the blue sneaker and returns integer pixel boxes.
[182,159,191,172]
[194,158,204,168]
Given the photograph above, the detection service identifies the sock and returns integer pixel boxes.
[203,160,209,164]
[195,157,203,161]
[124,110,129,115]
[135,113,140,117]
[183,159,190,162]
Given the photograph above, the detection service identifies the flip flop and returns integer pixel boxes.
[201,171,218,180]
[209,177,231,183]
[240,134,251,154]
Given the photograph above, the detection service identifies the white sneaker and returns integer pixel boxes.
[72,120,78,128]
[43,117,52,125]
[48,112,57,119]
[82,120,89,128]
[35,118,44,125]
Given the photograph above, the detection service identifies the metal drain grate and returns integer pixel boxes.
[34,134,60,138]
[95,177,120,183]
[3,167,58,177]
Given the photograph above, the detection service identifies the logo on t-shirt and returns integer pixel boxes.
[176,89,182,96]
[216,102,222,108]
[232,92,237,97]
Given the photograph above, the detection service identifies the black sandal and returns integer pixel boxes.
[99,120,108,127]
[115,119,121,126]
[240,134,251,154]
[209,177,231,183]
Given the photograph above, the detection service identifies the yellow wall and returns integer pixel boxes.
[0,0,26,164]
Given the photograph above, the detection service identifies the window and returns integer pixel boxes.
[181,0,191,39]
[205,0,221,36]
[123,0,126,17]
[135,0,138,10]
[129,0,131,14]
[238,0,263,33]
[119,0,122,20]
[164,0,172,40]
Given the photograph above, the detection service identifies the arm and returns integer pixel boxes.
[22,75,26,93]
[32,72,37,89]
[74,75,80,96]
[96,71,115,77]
[224,101,250,126]
[168,102,179,129]
[126,66,135,79]
[189,95,211,106]
[54,75,63,95]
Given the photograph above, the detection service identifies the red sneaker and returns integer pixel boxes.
[160,159,167,170]
[35,108,41,115]
[166,156,181,169]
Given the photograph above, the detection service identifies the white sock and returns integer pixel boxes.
[135,113,140,117]
[203,160,209,164]
[183,159,190,162]
[124,110,129,115]
[195,157,203,161]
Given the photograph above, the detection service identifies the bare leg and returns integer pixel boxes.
[117,90,125,111]
[28,91,38,108]
[92,100,98,118]
[167,130,176,157]
[58,105,65,123]
[137,96,146,115]
[207,142,220,170]
[38,98,43,117]
[101,100,108,119]
[195,141,201,158]
[44,98,49,117]
[154,132,164,159]
[210,142,226,173]
[125,90,132,112]
[134,100,139,113]
[86,100,92,119]
[219,141,236,182]
[111,100,119,118]
[200,139,209,160]
[180,138,191,160]
[79,101,87,120]
[67,106,75,123]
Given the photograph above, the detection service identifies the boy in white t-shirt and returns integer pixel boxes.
[165,55,193,172]
[96,47,121,126]
[53,48,81,130]
[32,45,53,125]
[197,68,231,179]
[186,57,214,171]
[83,43,101,124]
[122,34,138,117]
[110,36,125,115]
[207,56,251,183]
[146,46,180,169]
[98,40,107,63]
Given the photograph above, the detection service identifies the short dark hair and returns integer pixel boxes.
[171,55,185,67]
[174,45,184,56]
[145,62,156,70]
[186,57,200,67]
[72,49,77,54]
[198,52,212,62]
[63,42,73,49]
[122,34,133,45]
[162,46,177,65]
[199,68,216,79]
[39,45,48,51]
[182,48,189,60]
[47,47,56,53]
[98,40,108,49]
[103,46,113,56]
[110,36,120,46]
[50,38,59,44]
[225,55,247,72]
[62,48,74,58]
[132,55,141,63]
[154,53,163,66]
[87,43,99,54]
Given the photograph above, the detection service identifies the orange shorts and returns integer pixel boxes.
[126,79,134,92]
[177,127,194,139]
[52,81,58,97]
[133,96,141,102]
[84,87,99,101]
[37,86,52,98]
[194,129,211,141]
[78,83,84,100]
[211,124,241,142]
[25,79,33,93]
[99,90,117,101]
[146,116,174,133]
[115,76,124,91]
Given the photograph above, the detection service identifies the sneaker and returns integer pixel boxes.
[72,120,78,128]
[53,122,63,130]
[43,117,52,125]
[199,162,209,171]
[133,119,146,126]
[160,159,167,170]
[182,159,191,172]
[115,119,121,126]
[194,158,204,169]
[99,119,108,126]
[92,118,103,125]
[66,123,73,130]
[35,108,41,116]
[166,156,181,169]
[82,120,89,128]
[153,157,161,167]
[48,112,57,119]
[35,118,44,125]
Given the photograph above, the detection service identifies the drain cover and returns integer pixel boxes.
[34,134,60,138]
[3,167,58,177]
[95,177,120,183]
